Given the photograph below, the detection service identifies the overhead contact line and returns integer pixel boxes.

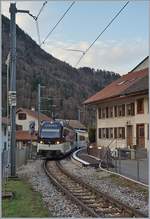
[40,1,75,46]
[75,1,129,67]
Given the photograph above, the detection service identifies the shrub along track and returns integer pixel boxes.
[43,159,147,218]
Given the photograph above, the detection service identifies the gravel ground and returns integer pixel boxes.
[17,159,89,217]
[61,159,148,216]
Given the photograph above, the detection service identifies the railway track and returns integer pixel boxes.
[43,159,147,218]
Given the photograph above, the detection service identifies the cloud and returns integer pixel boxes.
[1,2,148,75]
[42,38,148,74]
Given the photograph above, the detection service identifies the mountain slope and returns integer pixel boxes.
[2,15,120,119]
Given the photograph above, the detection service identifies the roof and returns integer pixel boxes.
[67,120,86,130]
[16,108,52,122]
[84,68,148,105]
[16,130,37,141]
[130,56,149,72]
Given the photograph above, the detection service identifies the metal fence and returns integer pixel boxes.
[111,157,148,184]
[88,146,148,184]
[2,147,30,180]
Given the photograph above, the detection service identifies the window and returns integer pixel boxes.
[109,107,113,117]
[114,128,117,138]
[137,98,144,114]
[126,103,135,116]
[139,126,144,137]
[102,108,105,118]
[118,127,125,139]
[106,128,109,138]
[98,128,101,139]
[122,127,125,139]
[109,128,113,138]
[98,108,101,119]
[122,104,125,116]
[114,106,117,117]
[18,113,26,120]
[106,107,109,118]
[118,104,125,116]
[102,128,106,138]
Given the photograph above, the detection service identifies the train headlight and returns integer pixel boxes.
[56,141,60,144]
[40,141,43,144]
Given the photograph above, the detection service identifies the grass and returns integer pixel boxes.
[2,179,50,217]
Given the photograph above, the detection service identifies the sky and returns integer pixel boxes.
[1,0,149,74]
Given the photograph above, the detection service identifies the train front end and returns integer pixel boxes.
[37,121,71,157]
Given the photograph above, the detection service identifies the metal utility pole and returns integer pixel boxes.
[9,3,30,177]
[9,3,17,177]
[38,84,41,134]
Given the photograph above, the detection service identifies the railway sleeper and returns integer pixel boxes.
[105,212,125,218]
[82,199,97,204]
[80,195,96,200]
[88,203,102,208]
[67,187,83,191]
[95,207,121,214]
[73,192,92,196]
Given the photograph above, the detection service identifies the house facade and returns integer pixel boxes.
[84,58,149,150]
[16,108,52,131]
[96,93,149,149]
[16,108,52,148]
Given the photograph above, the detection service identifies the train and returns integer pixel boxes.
[37,121,77,158]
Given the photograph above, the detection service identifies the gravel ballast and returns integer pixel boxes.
[61,158,148,216]
[17,160,89,217]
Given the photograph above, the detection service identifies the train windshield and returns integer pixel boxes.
[40,122,61,139]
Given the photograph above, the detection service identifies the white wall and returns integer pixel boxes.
[16,113,38,131]
[96,94,149,149]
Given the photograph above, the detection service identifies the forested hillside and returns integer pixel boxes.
[2,15,120,119]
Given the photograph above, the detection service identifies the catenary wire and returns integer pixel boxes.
[36,1,48,20]
[28,1,48,46]
[41,1,75,46]
[75,1,129,67]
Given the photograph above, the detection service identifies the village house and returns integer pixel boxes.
[84,57,149,151]
[16,108,52,148]
[16,108,52,131]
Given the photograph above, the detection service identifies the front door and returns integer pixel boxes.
[127,125,133,147]
[136,124,145,148]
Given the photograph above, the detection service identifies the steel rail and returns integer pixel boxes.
[43,160,99,217]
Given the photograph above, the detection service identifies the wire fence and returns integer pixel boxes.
[88,142,148,184]
[2,147,30,181]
